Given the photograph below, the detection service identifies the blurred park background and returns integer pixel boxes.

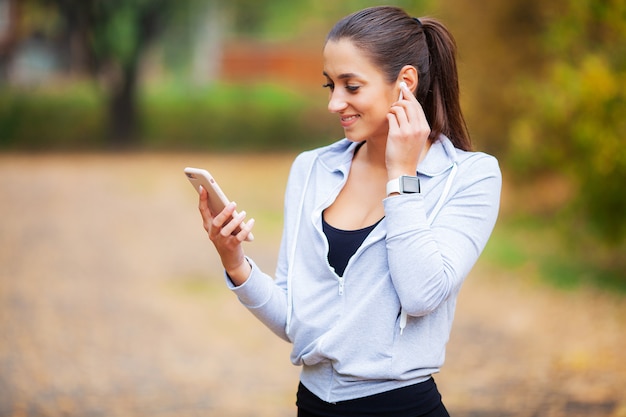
[2,0,625,284]
[1,0,625,416]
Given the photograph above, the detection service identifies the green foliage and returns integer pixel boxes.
[507,0,626,245]
[29,0,195,144]
[0,82,341,152]
[483,216,626,293]
[0,85,106,150]
[39,0,178,69]
[140,82,339,151]
[91,2,141,68]
[225,0,434,39]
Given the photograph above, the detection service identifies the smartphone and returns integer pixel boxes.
[184,167,253,241]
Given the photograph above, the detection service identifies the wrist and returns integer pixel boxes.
[225,258,252,286]
[387,169,415,181]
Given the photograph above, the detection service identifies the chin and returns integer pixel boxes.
[344,130,367,143]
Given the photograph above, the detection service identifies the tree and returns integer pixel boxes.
[40,0,193,147]
[508,0,626,245]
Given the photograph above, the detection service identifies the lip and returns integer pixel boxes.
[340,114,360,128]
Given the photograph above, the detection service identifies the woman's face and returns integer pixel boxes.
[322,39,396,143]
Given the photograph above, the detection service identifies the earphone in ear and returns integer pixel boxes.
[398,81,408,100]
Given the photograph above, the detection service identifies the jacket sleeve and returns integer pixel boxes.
[225,151,313,342]
[383,153,501,317]
[225,257,290,341]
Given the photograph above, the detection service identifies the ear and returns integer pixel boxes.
[396,65,418,95]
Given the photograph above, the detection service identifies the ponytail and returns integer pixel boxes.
[421,18,472,151]
[326,7,472,151]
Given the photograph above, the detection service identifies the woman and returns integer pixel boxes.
[198,6,501,416]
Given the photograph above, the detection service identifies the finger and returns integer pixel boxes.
[400,83,416,102]
[396,97,428,130]
[386,112,400,134]
[220,210,247,238]
[238,218,256,242]
[395,84,424,122]
[388,105,410,130]
[212,201,236,226]
[198,186,210,213]
[198,186,216,232]
[208,202,237,238]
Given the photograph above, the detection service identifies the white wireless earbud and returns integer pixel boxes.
[398,81,408,100]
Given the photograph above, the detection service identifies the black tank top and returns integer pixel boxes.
[322,216,382,277]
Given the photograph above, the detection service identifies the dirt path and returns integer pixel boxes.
[1,153,624,417]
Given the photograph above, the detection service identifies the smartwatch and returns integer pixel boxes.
[386,175,421,196]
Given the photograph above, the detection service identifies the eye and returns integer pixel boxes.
[345,85,360,93]
[322,83,335,92]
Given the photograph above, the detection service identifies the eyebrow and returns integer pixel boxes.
[323,71,360,80]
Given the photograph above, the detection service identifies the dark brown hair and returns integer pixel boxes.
[326,6,472,151]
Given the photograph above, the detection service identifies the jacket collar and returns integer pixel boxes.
[317,139,360,176]
[417,134,458,177]
[316,135,457,178]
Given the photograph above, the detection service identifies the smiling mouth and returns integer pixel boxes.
[340,115,360,125]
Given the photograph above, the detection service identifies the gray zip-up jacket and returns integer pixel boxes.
[227,135,501,403]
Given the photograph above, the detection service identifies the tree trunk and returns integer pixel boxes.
[108,64,138,149]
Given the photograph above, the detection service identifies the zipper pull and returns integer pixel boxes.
[338,277,345,295]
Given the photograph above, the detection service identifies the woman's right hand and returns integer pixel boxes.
[386,82,431,180]
[198,186,255,286]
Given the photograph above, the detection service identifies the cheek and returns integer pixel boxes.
[363,106,392,138]
[367,100,392,124]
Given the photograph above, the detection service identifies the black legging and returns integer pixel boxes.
[297,403,450,417]
[296,378,451,417]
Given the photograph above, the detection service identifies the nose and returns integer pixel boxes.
[327,91,348,114]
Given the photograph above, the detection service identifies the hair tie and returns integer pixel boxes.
[413,17,423,28]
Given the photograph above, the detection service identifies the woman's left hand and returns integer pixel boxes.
[198,187,254,286]
[385,83,431,179]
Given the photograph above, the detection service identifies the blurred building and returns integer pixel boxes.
[0,0,64,86]
[219,40,322,87]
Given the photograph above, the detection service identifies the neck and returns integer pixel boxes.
[355,138,432,172]
[356,140,387,169]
